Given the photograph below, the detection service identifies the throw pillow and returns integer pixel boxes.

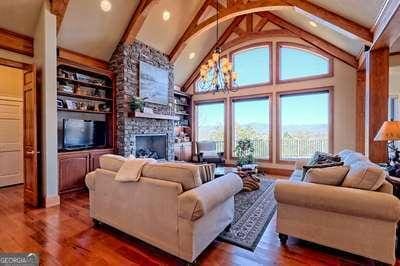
[308,151,341,165]
[305,166,349,186]
[302,151,343,180]
[198,164,216,183]
[342,161,386,190]
[302,162,344,180]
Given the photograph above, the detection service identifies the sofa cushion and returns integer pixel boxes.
[141,162,202,191]
[99,154,127,172]
[342,161,386,191]
[305,166,349,186]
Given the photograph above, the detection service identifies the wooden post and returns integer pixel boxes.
[356,70,365,154]
[365,47,389,162]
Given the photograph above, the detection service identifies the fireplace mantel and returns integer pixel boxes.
[129,111,179,121]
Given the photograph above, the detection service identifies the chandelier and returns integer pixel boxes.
[198,1,238,93]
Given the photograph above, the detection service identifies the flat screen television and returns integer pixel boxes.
[63,119,106,150]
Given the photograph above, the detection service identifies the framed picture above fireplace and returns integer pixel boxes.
[139,61,169,105]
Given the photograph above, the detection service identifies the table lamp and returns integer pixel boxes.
[374,121,400,164]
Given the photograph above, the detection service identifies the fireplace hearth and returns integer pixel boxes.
[135,134,167,160]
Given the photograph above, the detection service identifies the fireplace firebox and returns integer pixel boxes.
[134,134,167,160]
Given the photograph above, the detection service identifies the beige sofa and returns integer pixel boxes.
[274,150,400,265]
[85,155,242,263]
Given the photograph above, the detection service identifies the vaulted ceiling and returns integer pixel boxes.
[0,0,389,86]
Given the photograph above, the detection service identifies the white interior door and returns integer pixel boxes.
[0,99,23,187]
[0,65,24,187]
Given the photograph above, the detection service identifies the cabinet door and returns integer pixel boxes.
[174,144,182,161]
[182,144,192,162]
[90,149,114,171]
[58,152,90,194]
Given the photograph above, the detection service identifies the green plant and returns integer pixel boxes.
[235,138,255,166]
[130,96,148,112]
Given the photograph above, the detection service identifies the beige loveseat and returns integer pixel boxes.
[85,155,242,263]
[274,150,400,265]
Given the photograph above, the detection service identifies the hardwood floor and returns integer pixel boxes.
[0,184,398,266]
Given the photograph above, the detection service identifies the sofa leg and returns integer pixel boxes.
[278,233,288,245]
[224,223,232,232]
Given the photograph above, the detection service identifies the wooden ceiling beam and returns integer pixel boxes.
[283,0,372,44]
[246,14,253,32]
[50,0,70,33]
[254,17,269,32]
[169,0,214,63]
[121,0,160,45]
[0,28,33,57]
[182,16,245,91]
[170,0,373,64]
[261,12,358,67]
[221,29,298,50]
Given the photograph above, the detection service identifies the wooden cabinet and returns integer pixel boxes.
[58,148,114,194]
[90,148,114,170]
[174,142,192,162]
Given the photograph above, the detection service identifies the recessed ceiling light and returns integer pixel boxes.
[100,0,112,12]
[163,10,171,21]
[189,52,196,59]
[309,21,317,27]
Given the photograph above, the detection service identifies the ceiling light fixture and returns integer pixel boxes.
[198,3,237,93]
[163,10,171,21]
[309,21,318,27]
[189,52,196,59]
[100,0,112,12]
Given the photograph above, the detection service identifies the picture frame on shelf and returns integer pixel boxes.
[65,99,77,110]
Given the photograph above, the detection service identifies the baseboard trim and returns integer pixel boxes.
[43,195,60,208]
[259,167,292,177]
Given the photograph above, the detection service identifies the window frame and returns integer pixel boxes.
[276,87,334,164]
[229,94,273,163]
[193,99,227,159]
[229,42,273,89]
[276,42,334,84]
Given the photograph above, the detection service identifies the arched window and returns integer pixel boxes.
[277,43,332,82]
[232,44,272,87]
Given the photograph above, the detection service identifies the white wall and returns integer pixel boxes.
[34,0,58,200]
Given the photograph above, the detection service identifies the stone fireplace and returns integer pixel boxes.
[110,40,175,160]
[135,134,167,159]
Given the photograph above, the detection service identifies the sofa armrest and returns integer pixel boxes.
[274,180,400,222]
[85,171,96,191]
[178,173,243,221]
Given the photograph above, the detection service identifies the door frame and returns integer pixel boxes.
[0,57,40,206]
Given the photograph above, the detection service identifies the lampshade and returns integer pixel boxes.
[374,121,400,141]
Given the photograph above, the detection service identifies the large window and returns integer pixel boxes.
[195,102,225,152]
[278,43,331,82]
[233,45,271,87]
[232,97,270,160]
[279,90,331,161]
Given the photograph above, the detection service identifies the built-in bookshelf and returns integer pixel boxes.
[174,90,191,142]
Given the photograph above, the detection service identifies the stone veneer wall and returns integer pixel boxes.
[110,41,175,160]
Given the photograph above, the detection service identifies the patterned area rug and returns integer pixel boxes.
[218,177,276,251]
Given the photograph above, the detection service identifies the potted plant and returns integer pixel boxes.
[130,96,148,112]
[234,138,255,167]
